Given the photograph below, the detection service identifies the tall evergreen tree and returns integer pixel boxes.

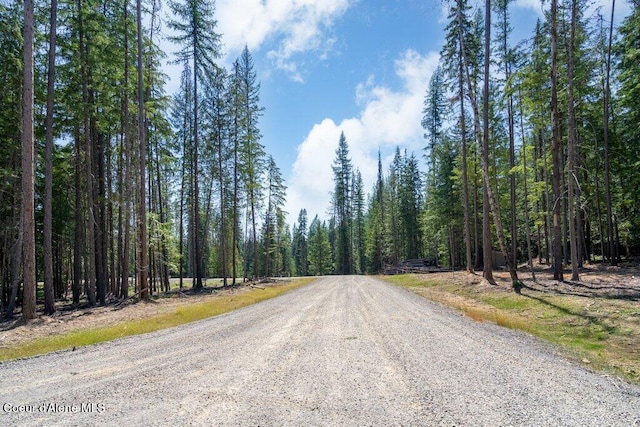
[292,209,309,276]
[442,0,475,274]
[168,0,222,289]
[550,0,564,280]
[21,0,36,319]
[331,132,353,275]
[237,46,266,280]
[204,66,230,285]
[422,67,448,265]
[365,152,386,273]
[399,152,423,260]
[308,216,332,276]
[353,170,366,273]
[263,155,286,278]
[43,0,58,314]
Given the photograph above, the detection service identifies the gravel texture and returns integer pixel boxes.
[1,275,639,426]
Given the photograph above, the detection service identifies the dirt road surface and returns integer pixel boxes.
[1,276,639,426]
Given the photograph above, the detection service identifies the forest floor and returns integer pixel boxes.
[0,279,292,350]
[383,259,640,384]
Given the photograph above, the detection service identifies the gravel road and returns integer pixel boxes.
[1,276,639,426]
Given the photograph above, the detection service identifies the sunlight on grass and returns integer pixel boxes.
[0,278,315,363]
[381,274,640,384]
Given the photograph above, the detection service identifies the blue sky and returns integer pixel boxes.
[162,0,628,223]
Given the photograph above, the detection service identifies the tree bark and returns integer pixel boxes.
[43,0,58,315]
[519,91,537,283]
[503,7,518,270]
[217,107,228,287]
[603,0,616,265]
[22,0,37,319]
[456,5,473,275]
[5,218,23,318]
[482,0,519,284]
[192,47,203,289]
[136,0,149,299]
[550,0,564,281]
[566,0,580,281]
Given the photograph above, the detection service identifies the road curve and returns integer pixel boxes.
[1,276,639,426]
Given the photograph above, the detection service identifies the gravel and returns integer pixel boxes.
[1,275,639,426]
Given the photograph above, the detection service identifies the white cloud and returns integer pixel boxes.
[285,49,440,221]
[217,0,352,81]
[513,0,544,14]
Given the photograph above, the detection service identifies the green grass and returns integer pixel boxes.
[0,278,315,363]
[382,274,640,384]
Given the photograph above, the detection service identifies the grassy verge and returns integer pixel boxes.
[0,278,315,363]
[381,274,640,384]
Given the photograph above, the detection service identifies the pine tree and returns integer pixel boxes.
[204,65,230,285]
[353,171,366,273]
[263,155,286,278]
[136,0,149,299]
[21,0,36,319]
[308,216,332,276]
[237,46,266,280]
[614,1,640,255]
[292,209,309,276]
[365,152,386,273]
[422,65,448,265]
[442,0,475,274]
[399,152,422,260]
[331,132,353,275]
[43,0,58,314]
[168,0,222,288]
[550,0,563,280]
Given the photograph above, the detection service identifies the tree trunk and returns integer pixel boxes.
[603,0,616,265]
[154,133,170,292]
[77,0,97,305]
[43,0,58,315]
[217,122,228,287]
[5,218,23,318]
[22,0,37,319]
[504,8,518,270]
[519,93,537,283]
[550,0,564,281]
[232,86,239,285]
[473,159,481,270]
[540,131,551,264]
[192,49,203,289]
[178,154,186,290]
[456,7,473,275]
[566,0,580,281]
[480,0,519,284]
[73,128,83,304]
[136,0,149,299]
[251,196,258,279]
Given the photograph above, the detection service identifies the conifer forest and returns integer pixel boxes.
[1,0,639,319]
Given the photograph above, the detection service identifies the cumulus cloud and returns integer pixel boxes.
[217,0,351,81]
[285,49,440,221]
